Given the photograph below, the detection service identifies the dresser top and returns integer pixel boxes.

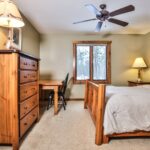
[0,49,40,60]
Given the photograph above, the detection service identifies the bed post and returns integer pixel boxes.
[103,134,109,144]
[84,80,88,109]
[95,84,106,145]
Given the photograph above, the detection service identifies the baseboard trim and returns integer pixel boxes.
[40,98,84,101]
[66,98,84,101]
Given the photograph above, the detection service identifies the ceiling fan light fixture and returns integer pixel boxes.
[99,4,106,10]
[73,4,135,32]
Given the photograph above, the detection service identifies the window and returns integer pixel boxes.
[73,41,111,84]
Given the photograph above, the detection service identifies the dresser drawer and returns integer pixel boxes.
[20,71,38,84]
[20,56,38,70]
[20,107,38,137]
[20,82,38,101]
[20,94,38,119]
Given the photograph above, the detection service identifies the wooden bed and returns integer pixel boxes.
[84,80,150,145]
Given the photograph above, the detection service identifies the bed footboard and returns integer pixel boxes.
[84,80,109,145]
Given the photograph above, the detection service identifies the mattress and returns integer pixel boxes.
[104,85,150,135]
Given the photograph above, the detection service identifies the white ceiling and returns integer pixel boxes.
[14,0,150,34]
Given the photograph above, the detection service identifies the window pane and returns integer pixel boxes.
[76,46,90,80]
[93,45,106,80]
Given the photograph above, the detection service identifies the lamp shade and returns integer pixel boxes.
[0,0,24,27]
[132,57,147,68]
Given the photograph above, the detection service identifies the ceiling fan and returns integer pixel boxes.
[73,4,135,32]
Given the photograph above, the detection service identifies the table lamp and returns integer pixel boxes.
[0,0,25,48]
[132,57,147,82]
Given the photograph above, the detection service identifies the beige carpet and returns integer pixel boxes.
[1,101,150,150]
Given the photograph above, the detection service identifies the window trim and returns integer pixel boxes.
[73,41,111,84]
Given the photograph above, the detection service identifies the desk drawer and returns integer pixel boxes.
[20,71,38,83]
[20,56,38,70]
[20,82,38,101]
[20,107,38,137]
[20,94,38,119]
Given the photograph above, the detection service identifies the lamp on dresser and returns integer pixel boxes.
[0,0,25,49]
[132,57,147,82]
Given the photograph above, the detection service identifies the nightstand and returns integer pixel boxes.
[128,81,150,86]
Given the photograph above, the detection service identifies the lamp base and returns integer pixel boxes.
[137,69,142,83]
[137,78,142,83]
[5,28,13,49]
[5,38,11,49]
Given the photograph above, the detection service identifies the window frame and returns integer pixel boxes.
[73,41,111,84]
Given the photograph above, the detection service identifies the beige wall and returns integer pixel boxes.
[0,27,7,49]
[143,32,150,81]
[21,16,40,57]
[0,15,40,57]
[40,33,148,99]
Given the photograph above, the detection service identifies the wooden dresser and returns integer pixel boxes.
[0,50,40,150]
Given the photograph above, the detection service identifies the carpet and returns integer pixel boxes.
[0,101,150,150]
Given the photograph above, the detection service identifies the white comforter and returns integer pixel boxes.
[104,85,150,135]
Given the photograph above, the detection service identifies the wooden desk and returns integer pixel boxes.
[39,80,62,115]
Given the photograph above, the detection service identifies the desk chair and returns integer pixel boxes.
[47,73,69,110]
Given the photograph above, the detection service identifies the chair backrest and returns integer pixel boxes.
[62,73,69,95]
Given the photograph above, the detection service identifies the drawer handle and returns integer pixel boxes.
[24,106,27,110]
[24,122,28,126]
[24,62,27,65]
[32,114,36,117]
[24,76,27,78]
[24,91,27,94]
[32,64,36,67]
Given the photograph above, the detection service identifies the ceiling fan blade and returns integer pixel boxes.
[95,21,103,32]
[108,18,128,26]
[73,18,97,24]
[109,5,135,17]
[85,4,101,15]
